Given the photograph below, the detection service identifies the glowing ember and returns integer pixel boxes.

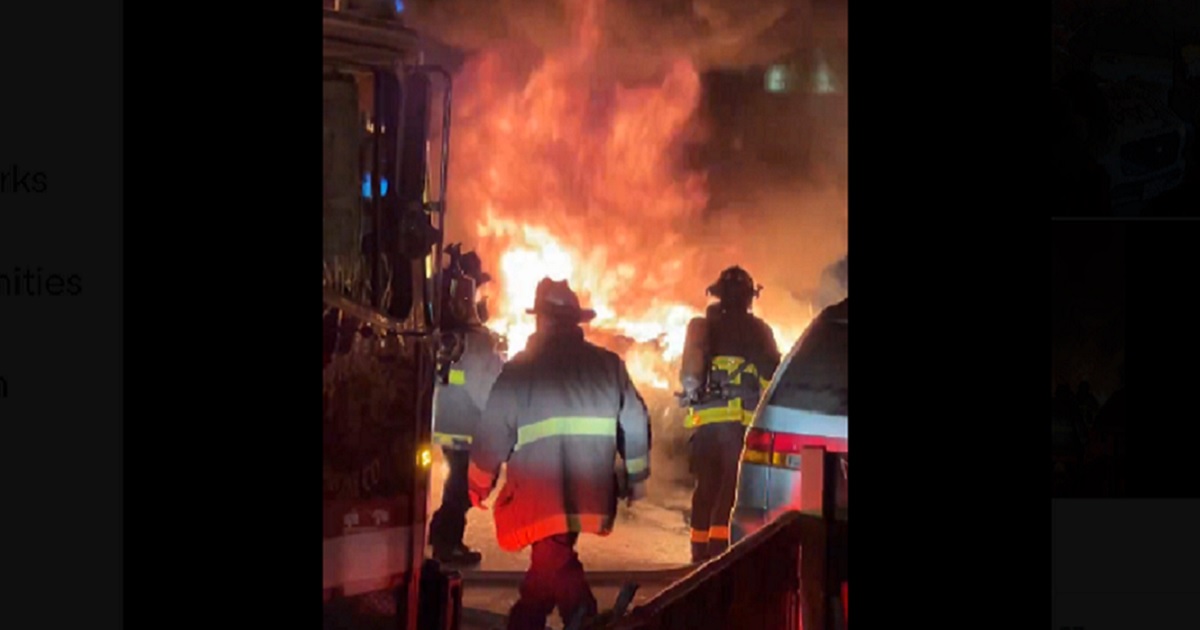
[447,0,812,391]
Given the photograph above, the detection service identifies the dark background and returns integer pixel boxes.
[0,2,122,627]
[1053,500,1200,627]
[1124,224,1200,496]
[5,1,1051,628]
[1050,224,1200,623]
[1051,221,1126,402]
[1050,222,1200,498]
[1051,222,1127,499]
[1052,0,1200,217]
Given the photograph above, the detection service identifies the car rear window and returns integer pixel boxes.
[768,317,848,416]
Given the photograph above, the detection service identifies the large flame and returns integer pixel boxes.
[448,0,810,391]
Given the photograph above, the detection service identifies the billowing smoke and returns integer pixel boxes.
[410,0,847,315]
[814,254,847,310]
[406,0,811,75]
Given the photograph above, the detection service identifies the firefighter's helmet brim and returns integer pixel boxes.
[526,277,596,322]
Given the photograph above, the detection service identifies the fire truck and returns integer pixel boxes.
[322,1,457,627]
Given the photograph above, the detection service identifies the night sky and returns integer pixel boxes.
[1052,222,1126,404]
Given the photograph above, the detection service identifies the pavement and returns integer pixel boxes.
[458,579,682,630]
[427,449,696,628]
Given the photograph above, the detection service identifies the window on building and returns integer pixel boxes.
[810,49,843,94]
[765,64,793,93]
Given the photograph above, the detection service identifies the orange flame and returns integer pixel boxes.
[448,0,810,390]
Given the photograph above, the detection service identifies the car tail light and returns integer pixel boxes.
[743,428,848,470]
[743,427,774,466]
[842,581,848,623]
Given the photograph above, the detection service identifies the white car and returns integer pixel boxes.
[731,297,847,543]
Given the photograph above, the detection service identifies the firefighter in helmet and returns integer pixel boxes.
[679,266,781,563]
[468,278,651,629]
[428,248,506,566]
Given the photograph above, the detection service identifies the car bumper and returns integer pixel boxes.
[732,462,803,544]
[731,506,769,544]
[732,457,848,544]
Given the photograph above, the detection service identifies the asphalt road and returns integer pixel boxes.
[458,568,692,630]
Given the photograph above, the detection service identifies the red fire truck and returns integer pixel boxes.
[322,1,457,627]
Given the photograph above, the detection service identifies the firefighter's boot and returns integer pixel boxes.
[707,537,730,558]
[433,543,482,567]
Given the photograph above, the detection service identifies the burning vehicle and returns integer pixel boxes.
[401,1,846,617]
[433,0,834,417]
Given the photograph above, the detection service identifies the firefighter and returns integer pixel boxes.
[447,242,494,324]
[467,278,651,630]
[679,266,781,563]
[428,254,506,566]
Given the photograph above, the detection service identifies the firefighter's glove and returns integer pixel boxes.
[625,482,646,508]
[680,376,701,405]
[468,470,490,510]
[468,474,493,511]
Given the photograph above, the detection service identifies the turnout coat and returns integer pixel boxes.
[468,326,651,551]
[433,327,506,450]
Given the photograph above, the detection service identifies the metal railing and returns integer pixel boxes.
[612,446,847,630]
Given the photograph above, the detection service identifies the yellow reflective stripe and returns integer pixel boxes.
[759,377,770,391]
[710,356,757,385]
[448,369,466,385]
[684,403,745,428]
[711,355,744,377]
[515,416,616,450]
[711,356,746,370]
[433,432,472,446]
[696,406,743,421]
[626,456,648,475]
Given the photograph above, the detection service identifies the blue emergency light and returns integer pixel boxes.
[362,174,389,198]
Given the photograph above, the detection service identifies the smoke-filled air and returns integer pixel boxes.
[409,0,847,498]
